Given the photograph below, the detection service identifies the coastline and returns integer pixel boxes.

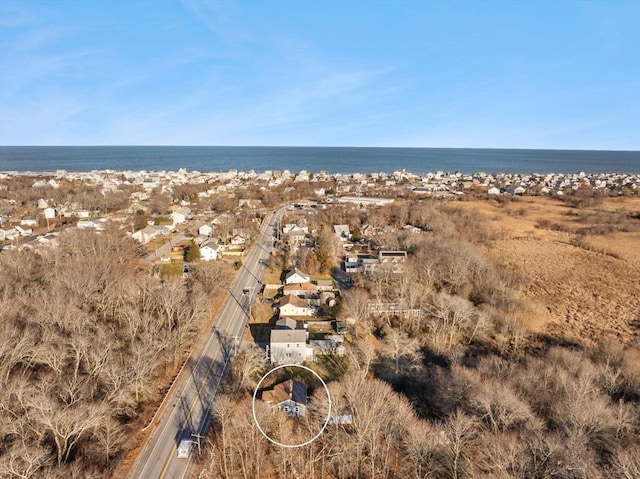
[1,146,639,175]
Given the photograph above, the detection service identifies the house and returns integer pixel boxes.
[282,224,308,234]
[282,282,319,298]
[344,253,379,274]
[200,242,222,261]
[1,228,19,241]
[76,217,107,231]
[505,185,526,195]
[283,230,308,250]
[171,211,187,225]
[402,224,422,234]
[315,279,334,291]
[333,224,351,242]
[262,379,308,417]
[43,207,57,219]
[269,329,312,364]
[20,218,38,227]
[15,225,32,236]
[131,225,167,244]
[230,234,247,246]
[487,186,501,195]
[285,268,311,284]
[277,295,314,317]
[198,224,214,237]
[327,410,353,425]
[378,251,407,272]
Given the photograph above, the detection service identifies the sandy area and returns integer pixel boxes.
[448,196,640,347]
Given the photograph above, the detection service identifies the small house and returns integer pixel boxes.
[200,242,222,261]
[282,282,319,298]
[285,268,311,285]
[277,295,314,317]
[262,379,308,417]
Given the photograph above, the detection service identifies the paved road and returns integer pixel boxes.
[127,207,285,479]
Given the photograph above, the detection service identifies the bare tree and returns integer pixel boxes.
[381,326,422,375]
[229,344,268,394]
[339,288,371,332]
[442,409,477,479]
[0,443,53,479]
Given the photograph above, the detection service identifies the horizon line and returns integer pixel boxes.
[1,145,639,153]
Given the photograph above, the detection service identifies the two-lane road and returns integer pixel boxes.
[127,206,285,479]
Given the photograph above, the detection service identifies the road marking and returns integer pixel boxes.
[157,248,262,478]
[136,208,284,478]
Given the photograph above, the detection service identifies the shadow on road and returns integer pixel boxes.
[173,332,238,446]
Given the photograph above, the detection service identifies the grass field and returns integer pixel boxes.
[447,195,640,346]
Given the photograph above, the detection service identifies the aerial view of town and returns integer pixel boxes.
[1,165,639,478]
[1,1,639,479]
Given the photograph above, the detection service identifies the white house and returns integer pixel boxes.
[487,186,501,195]
[20,218,38,227]
[171,211,187,225]
[333,224,351,242]
[43,207,57,219]
[230,235,247,246]
[269,329,312,364]
[131,225,167,243]
[198,224,214,237]
[277,295,314,317]
[15,225,32,236]
[200,242,222,261]
[285,268,311,284]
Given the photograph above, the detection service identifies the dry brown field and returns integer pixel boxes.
[447,195,640,347]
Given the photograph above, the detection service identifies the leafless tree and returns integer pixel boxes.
[442,409,477,479]
[381,326,422,375]
[339,287,371,331]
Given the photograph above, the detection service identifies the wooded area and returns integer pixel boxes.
[198,200,640,479]
[0,228,231,477]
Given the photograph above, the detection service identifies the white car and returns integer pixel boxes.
[177,439,193,459]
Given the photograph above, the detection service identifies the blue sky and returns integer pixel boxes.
[0,0,639,149]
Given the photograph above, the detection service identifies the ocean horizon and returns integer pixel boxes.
[1,146,639,175]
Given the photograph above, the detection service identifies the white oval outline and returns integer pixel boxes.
[251,363,332,448]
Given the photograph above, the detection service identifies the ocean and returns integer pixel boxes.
[0,146,638,175]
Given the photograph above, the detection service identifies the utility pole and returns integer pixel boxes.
[191,433,205,455]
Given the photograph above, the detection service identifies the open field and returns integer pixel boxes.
[447,196,640,347]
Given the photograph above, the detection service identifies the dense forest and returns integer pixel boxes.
[0,228,231,478]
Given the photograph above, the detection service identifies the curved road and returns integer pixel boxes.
[127,206,285,479]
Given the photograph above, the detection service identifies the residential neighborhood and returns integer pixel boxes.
[1,167,638,253]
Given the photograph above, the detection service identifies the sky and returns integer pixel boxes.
[0,0,639,149]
